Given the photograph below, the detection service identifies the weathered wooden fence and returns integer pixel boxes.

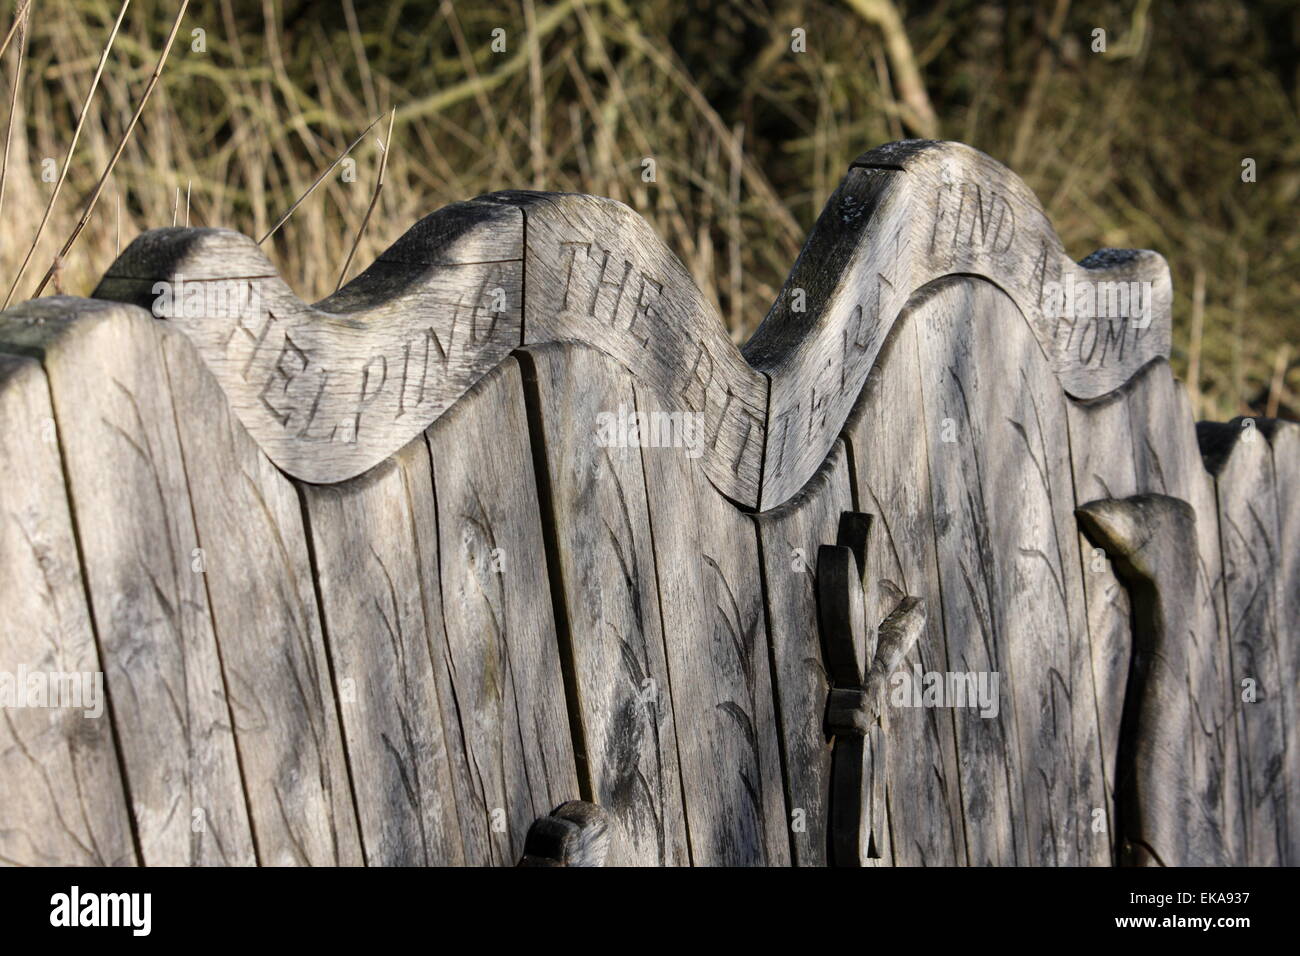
[1,140,1294,866]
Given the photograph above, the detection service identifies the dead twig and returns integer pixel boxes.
[334,108,395,291]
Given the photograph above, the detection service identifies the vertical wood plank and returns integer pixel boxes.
[519,343,689,866]
[300,444,465,866]
[0,300,254,865]
[1262,420,1300,863]
[752,442,853,866]
[1200,419,1290,865]
[1064,389,1138,856]
[162,332,363,866]
[0,353,136,866]
[915,278,1108,865]
[1076,495,1201,865]
[1125,364,1244,862]
[425,359,580,864]
[843,317,967,866]
[638,379,790,866]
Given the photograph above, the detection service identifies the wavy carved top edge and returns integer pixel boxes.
[60,139,1171,509]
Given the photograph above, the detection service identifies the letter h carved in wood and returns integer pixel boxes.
[817,512,925,867]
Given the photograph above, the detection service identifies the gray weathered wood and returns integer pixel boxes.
[819,531,925,868]
[914,277,1108,866]
[0,352,136,867]
[502,191,768,507]
[1076,494,1200,866]
[1064,387,1139,858]
[1261,419,1300,863]
[300,443,464,865]
[0,298,255,865]
[94,200,524,484]
[90,142,1171,512]
[842,313,966,866]
[163,331,363,866]
[3,138,1294,870]
[1124,362,1244,863]
[518,342,689,866]
[746,140,1172,506]
[424,359,580,863]
[638,377,789,865]
[1199,419,1291,865]
[752,443,853,866]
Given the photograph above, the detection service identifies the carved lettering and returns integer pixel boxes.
[347,354,388,441]
[681,341,714,414]
[259,332,308,427]
[560,241,590,311]
[226,309,278,382]
[931,182,1016,258]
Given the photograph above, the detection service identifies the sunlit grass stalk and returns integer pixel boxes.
[33,0,190,298]
[335,108,394,291]
[4,0,130,308]
[258,112,384,246]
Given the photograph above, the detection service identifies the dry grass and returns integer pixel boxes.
[0,0,1295,420]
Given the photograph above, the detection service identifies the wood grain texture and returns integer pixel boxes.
[518,342,689,866]
[842,314,966,866]
[500,191,768,507]
[300,443,464,866]
[4,139,1293,869]
[747,140,1172,506]
[89,141,1169,510]
[637,378,790,866]
[752,443,853,866]
[0,297,255,865]
[1064,388,1139,857]
[93,200,524,484]
[1260,419,1300,863]
[424,359,580,864]
[914,277,1108,866]
[1124,362,1244,863]
[163,332,362,866]
[0,353,136,867]
[1199,419,1291,865]
[1076,495,1201,866]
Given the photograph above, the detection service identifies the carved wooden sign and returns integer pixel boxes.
[93,201,524,484]
[92,141,1171,508]
[745,140,1172,506]
[494,191,768,506]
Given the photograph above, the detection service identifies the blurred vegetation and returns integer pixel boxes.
[1,0,1295,421]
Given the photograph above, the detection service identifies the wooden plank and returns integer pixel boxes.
[1076,495,1201,865]
[504,191,769,507]
[842,316,966,866]
[1199,419,1291,865]
[0,352,136,866]
[518,342,689,866]
[94,201,525,484]
[1124,362,1244,863]
[90,143,1174,513]
[752,443,853,866]
[1261,419,1300,863]
[745,141,1172,507]
[0,298,255,865]
[300,443,464,866]
[162,331,363,866]
[637,378,789,866]
[818,535,922,867]
[425,358,580,864]
[1064,388,1138,858]
[914,277,1108,865]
